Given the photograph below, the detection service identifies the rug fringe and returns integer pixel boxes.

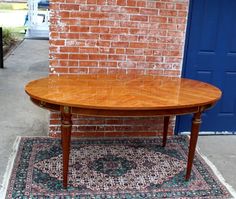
[0,136,21,199]
[197,146,236,199]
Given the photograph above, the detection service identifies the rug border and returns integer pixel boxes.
[197,146,236,199]
[0,136,21,199]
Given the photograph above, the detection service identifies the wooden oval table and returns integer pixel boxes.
[25,74,222,188]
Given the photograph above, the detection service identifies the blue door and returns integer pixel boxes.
[177,0,236,133]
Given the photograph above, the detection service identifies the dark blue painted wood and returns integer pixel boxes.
[177,0,236,133]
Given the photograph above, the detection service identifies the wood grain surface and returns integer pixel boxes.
[25,74,221,110]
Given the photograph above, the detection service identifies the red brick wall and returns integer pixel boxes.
[49,0,189,137]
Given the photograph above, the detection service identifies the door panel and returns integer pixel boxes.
[177,0,236,133]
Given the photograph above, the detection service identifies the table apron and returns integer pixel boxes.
[30,98,214,117]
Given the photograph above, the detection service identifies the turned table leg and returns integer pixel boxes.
[185,111,202,180]
[61,106,72,188]
[162,116,170,147]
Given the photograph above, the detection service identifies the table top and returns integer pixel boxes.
[25,74,221,110]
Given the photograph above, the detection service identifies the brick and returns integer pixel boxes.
[49,60,58,66]
[68,61,79,66]
[121,7,140,14]
[146,56,163,62]
[146,69,164,76]
[167,31,184,38]
[50,25,70,32]
[89,68,108,74]
[108,55,126,60]
[51,53,68,59]
[134,49,143,55]
[126,49,134,55]
[155,2,166,9]
[96,41,110,47]
[166,44,182,50]
[79,61,98,67]
[137,1,146,7]
[89,54,107,60]
[159,10,177,16]
[54,67,69,73]
[149,16,167,23]
[90,13,109,18]
[120,35,138,41]
[99,48,115,54]
[66,0,75,3]
[80,5,98,11]
[70,12,90,18]
[116,48,125,54]
[148,43,166,49]
[110,28,128,34]
[130,28,149,35]
[60,33,79,39]
[117,0,126,6]
[127,55,145,61]
[107,68,127,74]
[176,3,188,10]
[130,42,147,48]
[100,20,115,26]
[75,132,105,137]
[101,6,120,12]
[69,54,88,60]
[79,33,99,39]
[111,42,129,47]
[164,70,180,76]
[50,4,60,10]
[165,57,182,63]
[86,40,97,46]
[49,32,59,38]
[49,47,59,54]
[100,34,119,40]
[69,26,89,32]
[79,47,99,53]
[60,19,78,25]
[166,3,175,9]
[159,23,177,30]
[127,0,136,6]
[69,68,89,73]
[120,21,138,28]
[118,62,136,68]
[177,24,186,31]
[80,19,99,26]
[90,27,110,33]
[130,15,148,21]
[50,39,65,46]
[99,61,117,67]
[59,11,70,18]
[107,0,116,5]
[168,17,186,24]
[149,29,167,36]
[140,8,158,15]
[146,1,156,8]
[163,50,182,56]
[66,40,85,46]
[96,0,106,5]
[138,36,156,42]
[87,0,96,4]
[136,62,150,68]
[60,4,80,10]
[110,13,129,20]
[60,47,78,53]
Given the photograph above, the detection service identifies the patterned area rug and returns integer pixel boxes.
[3,136,234,198]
